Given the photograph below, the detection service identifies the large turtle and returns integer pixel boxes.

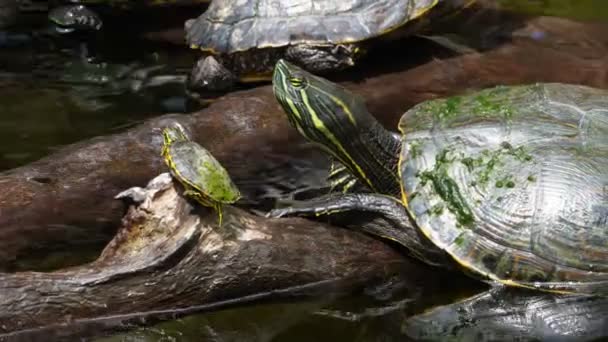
[184,0,475,92]
[269,59,608,295]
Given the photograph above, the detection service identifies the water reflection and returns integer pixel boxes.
[0,12,199,170]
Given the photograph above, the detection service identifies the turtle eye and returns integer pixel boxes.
[289,76,307,89]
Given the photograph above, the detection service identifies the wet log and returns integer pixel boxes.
[0,173,414,341]
[1,16,608,270]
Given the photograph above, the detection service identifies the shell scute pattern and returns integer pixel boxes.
[168,141,240,204]
[186,0,439,53]
[399,83,608,293]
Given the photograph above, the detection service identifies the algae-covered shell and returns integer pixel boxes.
[399,83,608,294]
[166,142,240,204]
[162,125,240,205]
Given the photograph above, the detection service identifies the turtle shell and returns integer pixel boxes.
[166,141,241,204]
[398,83,608,294]
[186,0,442,53]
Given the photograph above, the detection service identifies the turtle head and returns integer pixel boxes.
[272,59,401,195]
[162,123,191,148]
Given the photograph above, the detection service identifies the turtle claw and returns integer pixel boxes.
[181,189,195,196]
[266,205,320,218]
[266,195,350,219]
[266,207,296,218]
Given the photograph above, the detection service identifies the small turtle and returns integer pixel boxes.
[161,123,241,224]
[269,59,608,295]
[184,0,475,92]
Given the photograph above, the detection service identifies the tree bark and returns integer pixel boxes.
[0,16,607,270]
[0,173,418,341]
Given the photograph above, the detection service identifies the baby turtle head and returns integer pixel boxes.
[162,122,191,145]
[161,122,191,158]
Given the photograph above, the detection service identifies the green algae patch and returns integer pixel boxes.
[409,140,423,158]
[495,175,516,189]
[419,96,463,123]
[419,149,475,226]
[415,86,518,132]
[430,203,445,216]
[200,160,240,202]
[510,146,533,162]
[460,142,534,189]
[453,233,466,247]
[471,92,514,121]
[461,150,502,186]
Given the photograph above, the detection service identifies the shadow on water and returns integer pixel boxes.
[2,0,608,341]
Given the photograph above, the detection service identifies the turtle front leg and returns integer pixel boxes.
[188,55,238,92]
[183,189,224,226]
[286,44,365,72]
[268,193,399,219]
[267,193,449,267]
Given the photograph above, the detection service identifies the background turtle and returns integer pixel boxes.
[48,4,103,63]
[48,4,103,33]
[161,123,241,224]
[269,59,608,295]
[184,0,475,92]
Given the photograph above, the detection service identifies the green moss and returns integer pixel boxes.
[444,96,462,117]
[495,175,515,189]
[462,143,533,189]
[527,175,536,182]
[468,89,515,121]
[461,152,500,186]
[422,96,463,123]
[510,146,533,162]
[200,160,239,202]
[453,234,466,247]
[430,204,445,215]
[419,149,475,226]
[409,140,422,158]
[461,156,482,172]
[477,152,501,185]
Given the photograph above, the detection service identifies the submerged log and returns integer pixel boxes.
[0,173,418,341]
[1,16,608,270]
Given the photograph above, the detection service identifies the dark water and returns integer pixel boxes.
[0,10,200,170]
[1,1,608,341]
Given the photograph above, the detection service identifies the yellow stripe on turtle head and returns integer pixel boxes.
[299,89,375,190]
